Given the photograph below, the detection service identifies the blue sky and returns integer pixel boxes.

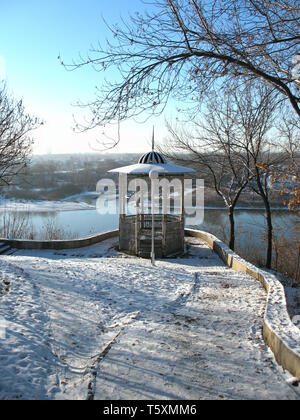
[0,0,171,154]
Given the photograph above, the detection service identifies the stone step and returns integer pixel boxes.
[139,234,163,240]
[138,250,163,258]
[139,240,162,247]
[139,245,163,252]
[139,229,163,236]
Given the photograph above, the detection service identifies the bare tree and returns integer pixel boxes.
[62,0,300,141]
[0,81,41,187]
[162,83,283,268]
[275,111,300,210]
[225,86,288,270]
[161,89,255,251]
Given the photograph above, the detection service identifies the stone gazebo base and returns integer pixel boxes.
[119,214,184,258]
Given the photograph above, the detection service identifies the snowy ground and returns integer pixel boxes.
[0,198,95,212]
[0,237,299,400]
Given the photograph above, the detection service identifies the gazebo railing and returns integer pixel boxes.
[119,213,184,257]
[120,214,181,229]
[140,214,180,230]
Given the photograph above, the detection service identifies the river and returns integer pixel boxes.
[0,200,299,262]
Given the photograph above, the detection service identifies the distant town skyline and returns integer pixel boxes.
[0,0,173,155]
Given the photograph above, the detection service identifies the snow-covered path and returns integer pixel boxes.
[0,238,298,400]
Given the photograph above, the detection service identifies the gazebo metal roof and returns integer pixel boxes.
[109,151,195,176]
[138,151,167,164]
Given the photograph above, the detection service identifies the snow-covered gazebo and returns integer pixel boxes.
[109,138,195,259]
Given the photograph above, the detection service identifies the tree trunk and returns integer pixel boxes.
[228,206,235,251]
[264,197,273,269]
[256,170,273,269]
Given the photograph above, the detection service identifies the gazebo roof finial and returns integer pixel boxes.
[109,127,196,173]
[152,126,155,151]
[137,126,167,164]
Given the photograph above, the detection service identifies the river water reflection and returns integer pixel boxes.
[1,205,299,257]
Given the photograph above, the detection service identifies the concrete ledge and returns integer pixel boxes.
[0,230,119,250]
[185,228,300,380]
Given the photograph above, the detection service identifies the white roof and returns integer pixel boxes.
[108,163,195,175]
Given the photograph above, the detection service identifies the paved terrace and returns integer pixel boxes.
[0,237,298,400]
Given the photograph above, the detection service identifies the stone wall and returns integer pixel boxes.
[185,228,300,381]
[0,230,119,250]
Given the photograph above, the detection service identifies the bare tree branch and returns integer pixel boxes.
[61,0,300,143]
[161,81,286,268]
[0,81,41,187]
